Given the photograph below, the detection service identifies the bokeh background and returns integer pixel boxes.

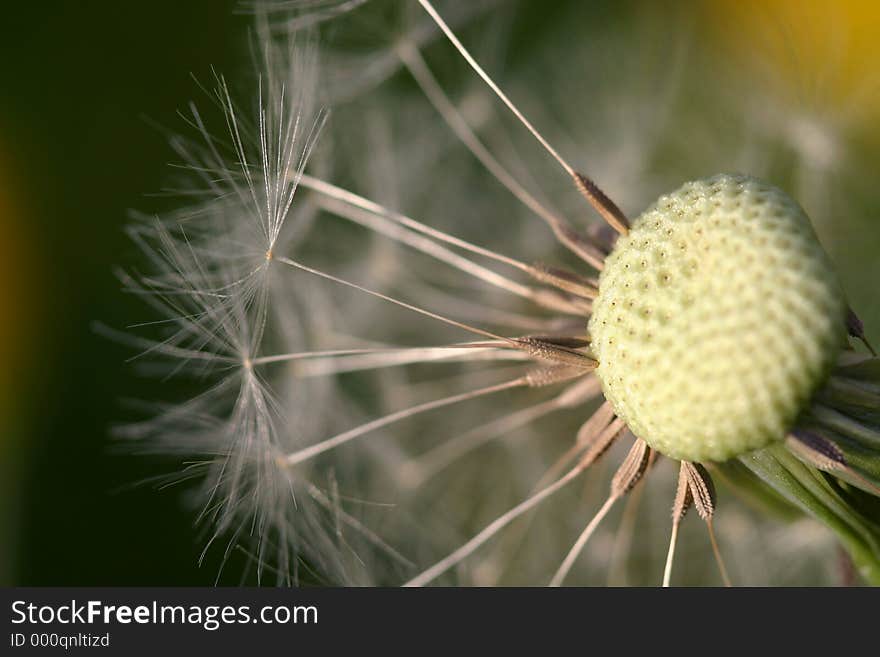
[2,0,878,585]
[1,0,245,584]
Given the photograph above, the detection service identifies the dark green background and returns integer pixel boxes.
[2,1,247,585]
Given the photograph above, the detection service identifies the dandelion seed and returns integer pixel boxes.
[117,26,401,584]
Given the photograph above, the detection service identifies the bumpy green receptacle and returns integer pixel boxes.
[589,174,846,462]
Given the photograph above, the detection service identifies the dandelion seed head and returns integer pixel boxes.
[116,0,880,587]
[590,174,847,462]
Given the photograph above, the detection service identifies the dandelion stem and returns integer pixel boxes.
[277,255,511,342]
[277,256,597,369]
[250,342,512,365]
[401,375,600,488]
[470,408,624,585]
[396,41,606,270]
[280,376,526,467]
[662,518,681,588]
[299,174,530,272]
[549,439,652,585]
[607,482,644,586]
[404,465,585,586]
[312,193,585,314]
[416,0,629,235]
[706,519,732,587]
[550,495,617,586]
[300,174,597,305]
[252,343,529,374]
[416,0,573,177]
[663,461,693,587]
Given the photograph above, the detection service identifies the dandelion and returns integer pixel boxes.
[120,0,880,585]
[113,24,415,584]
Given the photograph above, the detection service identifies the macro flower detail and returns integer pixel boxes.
[591,174,847,462]
[118,0,880,586]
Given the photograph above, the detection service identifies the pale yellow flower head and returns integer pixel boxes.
[591,175,847,462]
